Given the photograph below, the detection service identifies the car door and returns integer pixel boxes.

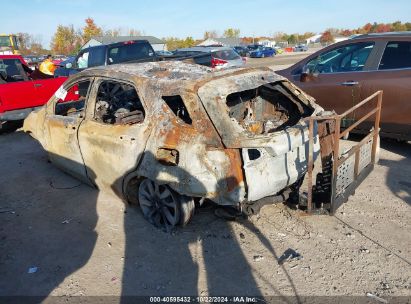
[78,77,151,193]
[32,77,67,108]
[0,58,38,112]
[296,42,376,126]
[357,40,411,139]
[43,77,93,183]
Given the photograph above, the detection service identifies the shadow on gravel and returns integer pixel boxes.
[119,151,300,302]
[1,134,301,301]
[379,139,411,206]
[0,133,98,299]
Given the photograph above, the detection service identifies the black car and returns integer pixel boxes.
[54,40,157,77]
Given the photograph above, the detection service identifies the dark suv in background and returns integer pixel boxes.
[277,32,411,140]
[55,40,157,76]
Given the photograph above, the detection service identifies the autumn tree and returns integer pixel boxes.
[362,23,373,33]
[203,30,218,39]
[82,18,102,43]
[341,29,353,36]
[51,25,80,55]
[320,31,334,45]
[223,28,240,38]
[375,23,392,33]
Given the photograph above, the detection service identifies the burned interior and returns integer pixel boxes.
[226,81,313,134]
[95,80,145,125]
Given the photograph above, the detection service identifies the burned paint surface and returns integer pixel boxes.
[24,61,324,206]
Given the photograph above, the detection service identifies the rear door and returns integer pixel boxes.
[358,40,411,139]
[297,42,375,126]
[32,77,67,107]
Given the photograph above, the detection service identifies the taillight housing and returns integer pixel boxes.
[211,57,228,69]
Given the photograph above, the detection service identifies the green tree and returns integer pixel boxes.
[82,17,102,43]
[163,36,196,51]
[223,28,240,38]
[391,21,407,31]
[287,34,297,44]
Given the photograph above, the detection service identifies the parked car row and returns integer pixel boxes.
[3,32,411,144]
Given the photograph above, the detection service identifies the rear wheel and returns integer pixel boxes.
[138,179,195,231]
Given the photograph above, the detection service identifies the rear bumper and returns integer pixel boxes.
[0,107,42,121]
[242,134,320,202]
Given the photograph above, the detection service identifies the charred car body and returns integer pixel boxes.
[24,61,339,230]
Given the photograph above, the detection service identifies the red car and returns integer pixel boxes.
[0,55,67,132]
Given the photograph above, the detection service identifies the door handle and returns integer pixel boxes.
[34,83,42,87]
[340,81,359,86]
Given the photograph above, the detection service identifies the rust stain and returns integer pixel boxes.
[224,149,244,192]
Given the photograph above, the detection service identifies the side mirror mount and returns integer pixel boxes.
[65,62,72,69]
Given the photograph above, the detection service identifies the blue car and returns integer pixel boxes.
[249,47,276,58]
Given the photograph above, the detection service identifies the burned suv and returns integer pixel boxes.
[24,61,323,231]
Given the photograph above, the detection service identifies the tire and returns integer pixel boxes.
[138,179,195,231]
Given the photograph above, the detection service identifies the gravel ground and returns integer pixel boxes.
[0,131,410,301]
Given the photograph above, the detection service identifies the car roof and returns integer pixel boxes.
[176,46,234,53]
[352,31,411,39]
[79,61,285,85]
[83,40,151,51]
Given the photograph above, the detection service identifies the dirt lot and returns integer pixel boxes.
[0,55,410,302]
[245,49,321,70]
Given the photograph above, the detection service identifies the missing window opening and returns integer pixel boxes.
[226,83,307,135]
[162,95,192,125]
[95,81,145,125]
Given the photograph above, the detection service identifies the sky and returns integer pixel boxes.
[3,0,411,48]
